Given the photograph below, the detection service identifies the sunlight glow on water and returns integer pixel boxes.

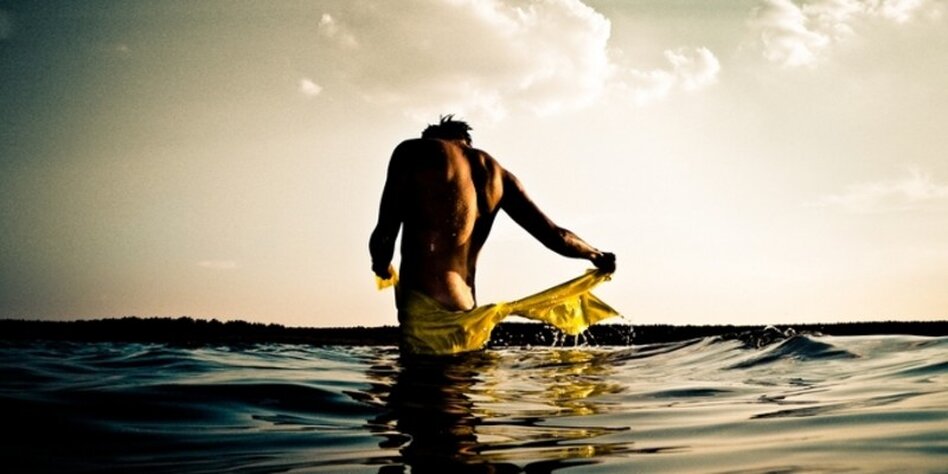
[2,334,946,472]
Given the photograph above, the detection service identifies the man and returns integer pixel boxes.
[370,116,616,352]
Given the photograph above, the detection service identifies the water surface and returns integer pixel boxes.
[2,333,946,472]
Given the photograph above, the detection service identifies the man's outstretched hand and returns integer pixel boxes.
[591,252,616,273]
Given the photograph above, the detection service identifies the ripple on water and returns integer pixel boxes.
[2,335,946,473]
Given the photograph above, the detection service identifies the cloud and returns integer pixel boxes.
[299,78,323,97]
[815,167,948,213]
[197,260,239,270]
[317,13,358,48]
[749,0,937,68]
[315,0,718,120]
[617,47,721,106]
[873,0,930,23]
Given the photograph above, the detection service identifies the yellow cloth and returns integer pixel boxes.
[377,269,619,355]
[375,264,398,290]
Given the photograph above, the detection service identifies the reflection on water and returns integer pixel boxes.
[372,352,503,471]
[1,335,946,472]
[367,349,647,472]
[357,336,948,473]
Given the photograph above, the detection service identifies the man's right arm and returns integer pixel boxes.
[369,147,406,279]
[500,170,615,273]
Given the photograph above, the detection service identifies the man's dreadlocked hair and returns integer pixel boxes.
[421,114,472,143]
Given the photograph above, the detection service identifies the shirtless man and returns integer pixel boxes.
[370,116,615,319]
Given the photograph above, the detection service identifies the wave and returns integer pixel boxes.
[728,334,859,369]
[3,333,946,473]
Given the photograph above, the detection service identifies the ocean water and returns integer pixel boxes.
[1,333,946,473]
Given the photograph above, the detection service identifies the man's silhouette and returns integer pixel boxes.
[370,116,615,323]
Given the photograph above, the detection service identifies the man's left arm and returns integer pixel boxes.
[500,169,615,273]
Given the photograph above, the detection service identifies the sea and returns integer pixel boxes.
[1,331,946,473]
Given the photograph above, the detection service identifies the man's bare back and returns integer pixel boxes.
[370,117,615,317]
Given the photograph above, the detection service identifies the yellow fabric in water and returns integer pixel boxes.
[377,269,619,355]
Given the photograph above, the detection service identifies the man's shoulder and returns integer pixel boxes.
[393,139,500,164]
[395,137,472,150]
[391,138,450,160]
[390,139,508,187]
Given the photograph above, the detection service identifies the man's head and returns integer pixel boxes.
[421,115,472,144]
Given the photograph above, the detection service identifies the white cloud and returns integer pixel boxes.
[299,78,323,97]
[872,0,927,23]
[197,260,239,270]
[815,167,948,213]
[749,0,936,68]
[617,47,721,106]
[315,0,718,120]
[317,13,358,48]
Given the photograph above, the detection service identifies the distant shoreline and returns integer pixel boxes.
[1,317,945,347]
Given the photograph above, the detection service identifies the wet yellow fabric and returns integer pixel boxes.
[375,264,398,290]
[377,269,619,355]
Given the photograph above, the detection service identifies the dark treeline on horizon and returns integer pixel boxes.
[0,317,945,347]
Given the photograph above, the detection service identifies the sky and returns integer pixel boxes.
[1,0,946,327]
